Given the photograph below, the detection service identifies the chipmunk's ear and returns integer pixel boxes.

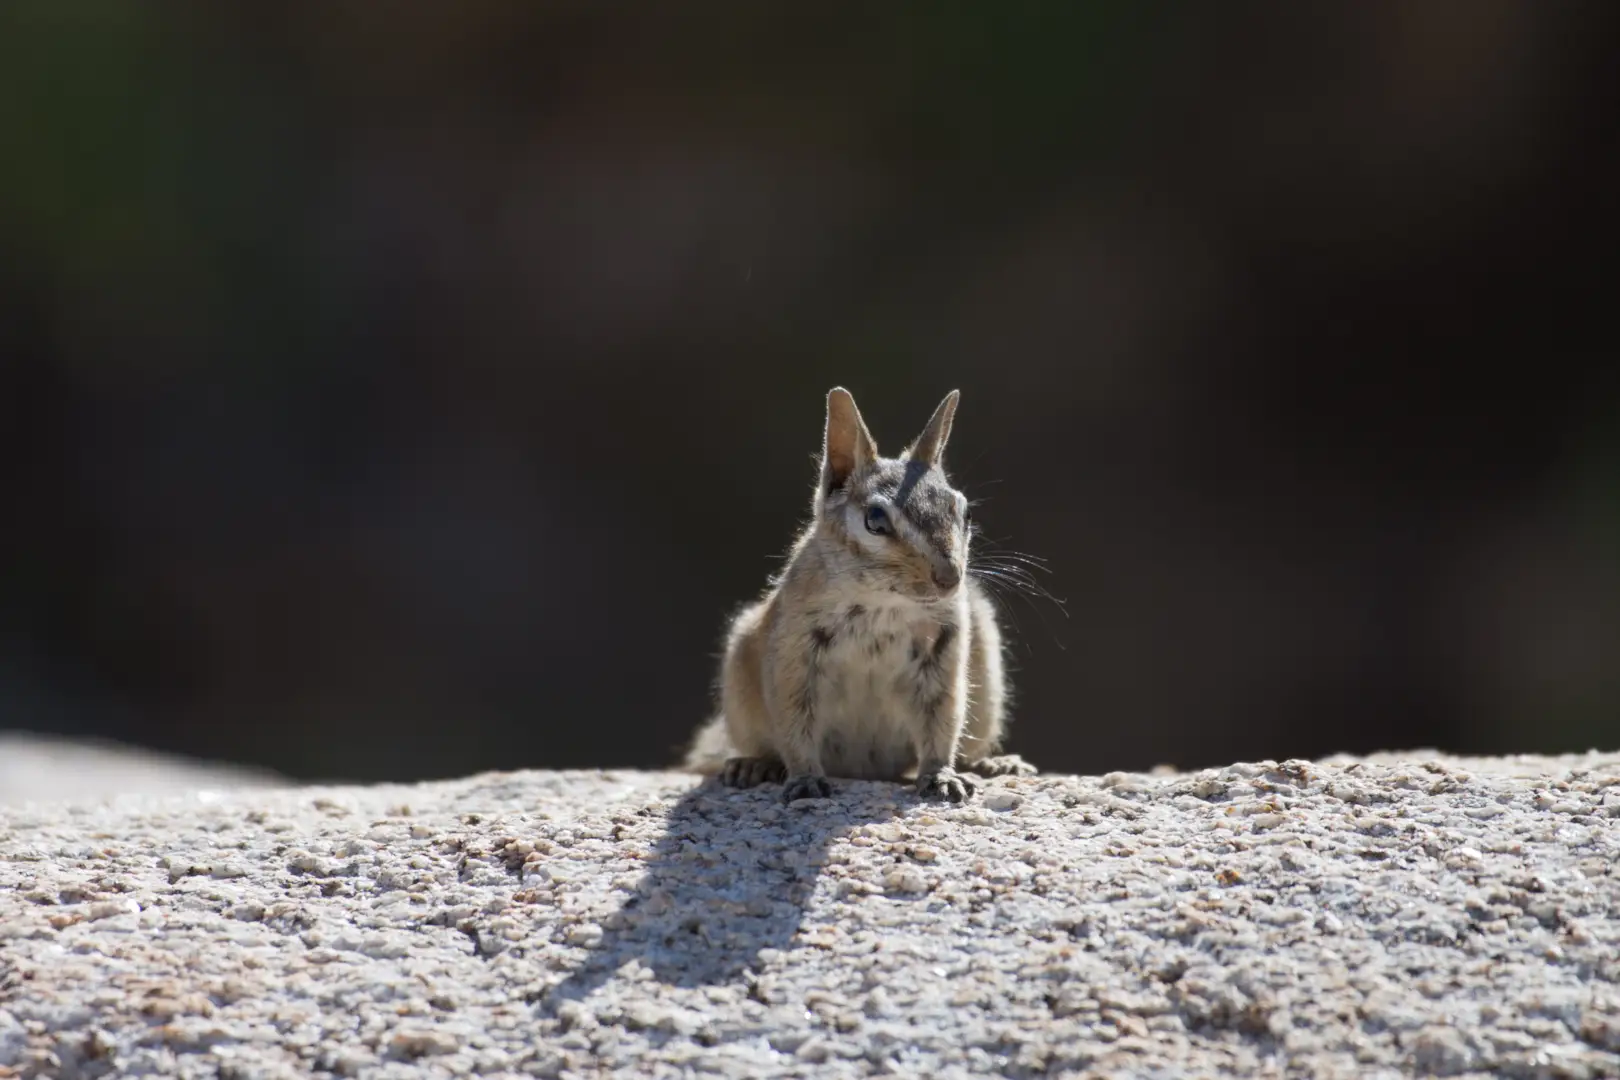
[906,389,959,469]
[820,387,877,499]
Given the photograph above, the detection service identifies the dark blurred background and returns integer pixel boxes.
[3,3,1618,784]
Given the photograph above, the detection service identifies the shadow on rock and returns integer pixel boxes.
[541,779,899,1007]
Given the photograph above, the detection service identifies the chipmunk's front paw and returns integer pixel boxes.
[721,756,787,788]
[966,754,1037,778]
[782,774,833,803]
[916,767,979,803]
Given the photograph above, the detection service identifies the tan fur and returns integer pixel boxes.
[684,388,1034,802]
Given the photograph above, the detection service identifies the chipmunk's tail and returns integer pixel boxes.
[681,714,734,774]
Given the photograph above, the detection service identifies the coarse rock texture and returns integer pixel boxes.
[3,753,1620,1079]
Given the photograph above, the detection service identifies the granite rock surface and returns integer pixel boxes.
[2,751,1619,1078]
[0,733,283,808]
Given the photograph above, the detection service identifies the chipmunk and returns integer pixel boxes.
[684,387,1035,803]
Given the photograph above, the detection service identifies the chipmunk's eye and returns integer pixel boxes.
[864,505,892,536]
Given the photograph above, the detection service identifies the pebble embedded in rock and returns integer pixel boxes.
[983,791,1022,811]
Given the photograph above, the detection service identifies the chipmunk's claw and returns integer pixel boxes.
[917,767,979,803]
[721,756,787,788]
[782,774,833,803]
[965,754,1037,778]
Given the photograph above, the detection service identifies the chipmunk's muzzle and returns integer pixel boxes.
[921,533,966,595]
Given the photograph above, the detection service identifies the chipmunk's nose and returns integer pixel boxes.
[931,564,962,592]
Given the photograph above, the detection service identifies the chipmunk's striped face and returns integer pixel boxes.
[815,388,970,600]
[837,459,970,597]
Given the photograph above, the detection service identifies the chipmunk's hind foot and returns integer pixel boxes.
[720,756,786,789]
[965,754,1037,778]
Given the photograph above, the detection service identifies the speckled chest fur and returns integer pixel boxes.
[800,588,969,780]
